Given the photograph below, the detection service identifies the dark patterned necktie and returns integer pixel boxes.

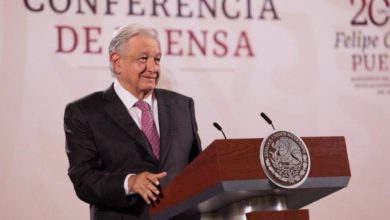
[135,100,160,159]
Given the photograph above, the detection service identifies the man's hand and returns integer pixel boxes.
[128,171,167,205]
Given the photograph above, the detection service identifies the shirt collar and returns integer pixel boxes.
[113,79,153,109]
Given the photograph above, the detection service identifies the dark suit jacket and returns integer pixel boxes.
[64,85,202,220]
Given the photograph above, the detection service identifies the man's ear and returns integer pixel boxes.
[110,53,121,74]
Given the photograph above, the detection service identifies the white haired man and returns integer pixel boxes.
[64,23,201,220]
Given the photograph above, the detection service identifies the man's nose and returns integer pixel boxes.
[146,58,159,72]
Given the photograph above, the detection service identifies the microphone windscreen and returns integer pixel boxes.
[260,112,272,124]
[213,122,222,131]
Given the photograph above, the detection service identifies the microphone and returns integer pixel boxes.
[213,122,227,140]
[260,112,275,130]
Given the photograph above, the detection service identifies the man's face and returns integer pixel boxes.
[111,35,161,99]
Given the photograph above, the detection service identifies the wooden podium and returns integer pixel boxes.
[150,137,351,220]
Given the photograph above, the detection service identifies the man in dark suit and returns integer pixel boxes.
[64,23,202,220]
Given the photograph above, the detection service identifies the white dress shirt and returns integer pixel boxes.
[113,79,160,195]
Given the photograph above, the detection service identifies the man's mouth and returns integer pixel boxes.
[141,75,157,80]
[140,74,158,83]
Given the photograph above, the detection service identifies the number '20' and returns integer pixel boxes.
[351,0,389,26]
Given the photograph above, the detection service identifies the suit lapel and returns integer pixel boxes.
[155,89,172,164]
[102,85,155,158]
